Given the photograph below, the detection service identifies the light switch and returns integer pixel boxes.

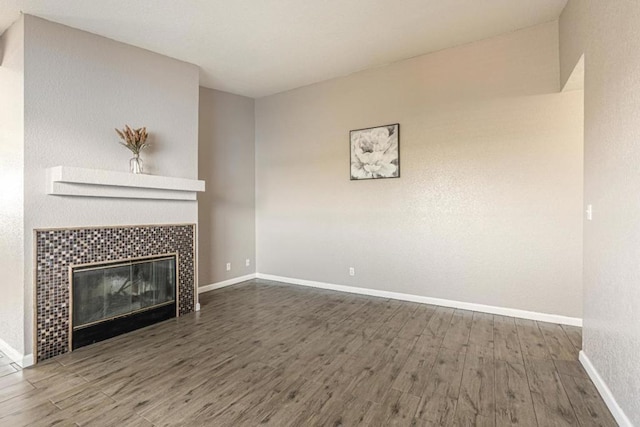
[586,204,593,221]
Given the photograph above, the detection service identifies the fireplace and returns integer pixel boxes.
[35,224,196,362]
[71,254,177,350]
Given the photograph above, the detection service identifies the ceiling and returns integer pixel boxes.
[0,0,567,98]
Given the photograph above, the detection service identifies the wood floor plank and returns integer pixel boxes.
[441,310,474,352]
[0,280,612,427]
[0,371,26,389]
[373,303,420,342]
[339,300,390,331]
[397,304,437,340]
[32,388,115,427]
[0,365,18,378]
[364,388,420,426]
[515,318,551,360]
[559,374,617,427]
[141,362,275,426]
[561,325,582,351]
[414,347,467,425]
[0,400,59,427]
[392,345,439,397]
[454,345,495,427]
[348,337,416,404]
[75,400,155,427]
[525,358,579,426]
[343,339,394,377]
[18,360,66,383]
[254,376,325,426]
[206,367,303,426]
[386,391,421,426]
[494,315,524,365]
[538,322,579,361]
[101,352,237,414]
[468,312,494,348]
[553,360,588,379]
[0,376,35,403]
[285,371,358,426]
[310,396,376,427]
[420,306,455,347]
[495,361,537,427]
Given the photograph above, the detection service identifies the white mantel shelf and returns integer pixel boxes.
[46,166,205,201]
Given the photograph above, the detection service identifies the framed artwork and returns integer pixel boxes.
[350,123,400,180]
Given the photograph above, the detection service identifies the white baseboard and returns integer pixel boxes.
[0,338,34,368]
[21,354,34,368]
[0,338,22,365]
[198,273,257,294]
[256,273,582,327]
[579,351,633,427]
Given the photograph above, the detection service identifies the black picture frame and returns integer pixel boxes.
[349,123,400,180]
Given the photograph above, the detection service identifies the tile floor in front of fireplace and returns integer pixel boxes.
[0,279,616,426]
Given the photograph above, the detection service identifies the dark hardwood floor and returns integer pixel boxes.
[0,279,616,426]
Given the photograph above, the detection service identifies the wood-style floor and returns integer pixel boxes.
[0,279,616,426]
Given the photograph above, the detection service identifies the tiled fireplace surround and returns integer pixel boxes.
[35,224,196,362]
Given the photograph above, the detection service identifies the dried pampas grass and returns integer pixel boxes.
[115,125,149,155]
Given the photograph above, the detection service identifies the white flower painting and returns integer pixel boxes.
[350,124,400,180]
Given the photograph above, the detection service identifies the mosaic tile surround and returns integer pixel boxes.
[35,224,196,362]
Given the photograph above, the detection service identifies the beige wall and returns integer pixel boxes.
[561,2,640,424]
[19,16,200,358]
[558,0,589,89]
[0,17,25,354]
[255,22,584,318]
[198,87,256,285]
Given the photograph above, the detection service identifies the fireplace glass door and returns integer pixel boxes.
[72,255,176,340]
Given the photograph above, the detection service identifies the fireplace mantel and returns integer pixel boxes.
[46,166,205,200]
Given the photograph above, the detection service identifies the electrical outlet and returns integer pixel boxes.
[226,262,231,271]
[349,267,355,276]
[246,259,250,267]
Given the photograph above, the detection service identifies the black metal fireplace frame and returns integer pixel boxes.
[69,253,178,350]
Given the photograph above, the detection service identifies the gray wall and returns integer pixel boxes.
[255,22,584,318]
[0,16,25,354]
[561,2,640,423]
[19,15,200,358]
[198,87,256,285]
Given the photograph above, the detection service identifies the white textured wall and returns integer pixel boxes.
[561,2,640,423]
[198,87,256,285]
[21,16,200,357]
[0,17,25,354]
[256,22,584,318]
